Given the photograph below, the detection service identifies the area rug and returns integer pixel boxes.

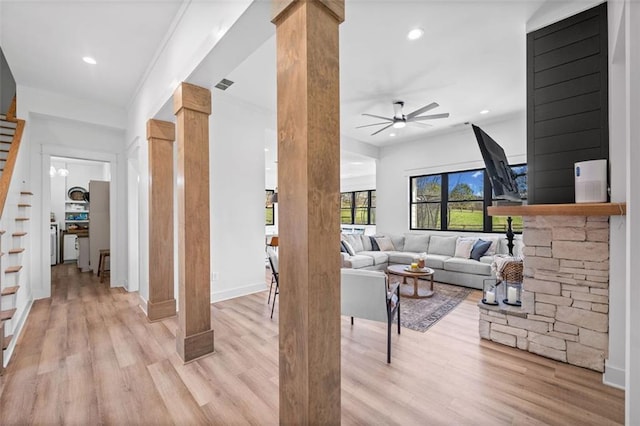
[394,281,473,332]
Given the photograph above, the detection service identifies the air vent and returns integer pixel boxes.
[214,78,234,91]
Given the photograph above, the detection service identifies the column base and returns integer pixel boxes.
[147,298,176,322]
[177,329,214,363]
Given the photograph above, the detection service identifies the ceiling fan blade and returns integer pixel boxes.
[408,112,450,121]
[362,113,394,122]
[406,102,439,119]
[357,122,391,129]
[409,121,433,128]
[371,123,394,136]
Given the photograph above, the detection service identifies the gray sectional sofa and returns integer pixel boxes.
[340,232,523,290]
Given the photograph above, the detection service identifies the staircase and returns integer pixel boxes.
[0,104,30,374]
[0,114,17,174]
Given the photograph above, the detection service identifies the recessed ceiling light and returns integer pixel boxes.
[390,133,396,137]
[266,167,271,171]
[351,161,363,166]
[264,148,269,152]
[407,28,424,41]
[82,56,97,65]
[480,109,490,114]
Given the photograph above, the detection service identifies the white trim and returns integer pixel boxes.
[604,361,626,390]
[211,282,267,304]
[38,144,120,300]
[2,299,33,368]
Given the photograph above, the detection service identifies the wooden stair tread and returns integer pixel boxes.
[0,230,5,235]
[14,217,29,221]
[20,191,33,195]
[8,248,24,254]
[3,335,12,350]
[17,204,31,207]
[1,308,16,321]
[1,286,19,296]
[5,266,22,273]
[12,232,27,237]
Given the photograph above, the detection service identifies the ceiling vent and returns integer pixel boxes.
[214,78,234,91]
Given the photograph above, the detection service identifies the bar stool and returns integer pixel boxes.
[98,249,110,283]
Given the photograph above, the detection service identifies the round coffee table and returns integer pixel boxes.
[386,264,435,298]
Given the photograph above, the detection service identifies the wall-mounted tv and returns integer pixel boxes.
[472,124,522,202]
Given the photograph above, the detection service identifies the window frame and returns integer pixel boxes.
[340,189,376,225]
[409,164,526,233]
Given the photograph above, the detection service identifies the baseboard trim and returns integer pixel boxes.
[138,295,148,315]
[211,282,267,303]
[603,361,625,389]
[3,299,33,368]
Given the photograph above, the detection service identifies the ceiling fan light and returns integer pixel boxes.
[407,28,424,41]
[393,121,406,129]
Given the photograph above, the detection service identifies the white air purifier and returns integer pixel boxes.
[575,159,608,203]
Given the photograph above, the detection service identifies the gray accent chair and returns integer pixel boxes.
[340,268,400,363]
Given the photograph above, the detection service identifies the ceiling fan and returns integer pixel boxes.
[357,101,450,136]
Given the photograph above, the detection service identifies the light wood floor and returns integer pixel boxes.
[0,264,624,425]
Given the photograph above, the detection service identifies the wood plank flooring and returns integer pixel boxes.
[0,264,624,425]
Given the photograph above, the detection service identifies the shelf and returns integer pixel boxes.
[65,220,89,223]
[487,202,626,217]
[65,210,89,213]
[65,200,87,204]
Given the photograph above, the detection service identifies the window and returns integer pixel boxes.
[341,190,376,225]
[410,175,441,230]
[266,190,275,226]
[410,164,527,233]
[447,170,484,231]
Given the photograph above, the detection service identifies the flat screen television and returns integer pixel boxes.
[472,124,522,202]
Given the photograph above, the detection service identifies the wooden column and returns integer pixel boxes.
[272,1,344,424]
[173,82,214,362]
[146,119,177,321]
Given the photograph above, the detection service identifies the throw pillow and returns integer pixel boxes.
[454,237,477,258]
[340,241,348,253]
[374,236,396,251]
[470,239,492,261]
[369,236,380,251]
[427,235,458,256]
[342,240,356,256]
[403,234,430,253]
[483,237,499,256]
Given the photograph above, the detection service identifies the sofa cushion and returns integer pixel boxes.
[345,234,364,253]
[375,236,396,251]
[403,234,430,253]
[479,255,494,265]
[358,251,389,265]
[454,237,477,258]
[428,235,458,256]
[444,258,492,276]
[344,255,375,269]
[389,235,405,252]
[387,251,418,264]
[425,254,451,270]
[360,235,372,251]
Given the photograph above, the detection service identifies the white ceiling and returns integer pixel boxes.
[226,1,544,149]
[1,0,555,183]
[0,0,184,107]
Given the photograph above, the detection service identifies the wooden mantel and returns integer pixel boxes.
[488,202,627,217]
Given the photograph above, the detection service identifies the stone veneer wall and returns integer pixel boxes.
[479,215,609,372]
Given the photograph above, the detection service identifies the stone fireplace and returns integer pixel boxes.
[479,214,612,372]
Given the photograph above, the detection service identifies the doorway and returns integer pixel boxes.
[49,156,111,278]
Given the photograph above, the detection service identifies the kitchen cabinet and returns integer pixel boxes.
[78,236,90,271]
[63,234,78,261]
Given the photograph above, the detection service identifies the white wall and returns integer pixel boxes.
[605,0,627,389]
[376,113,526,235]
[210,92,272,302]
[340,174,376,193]
[17,87,126,299]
